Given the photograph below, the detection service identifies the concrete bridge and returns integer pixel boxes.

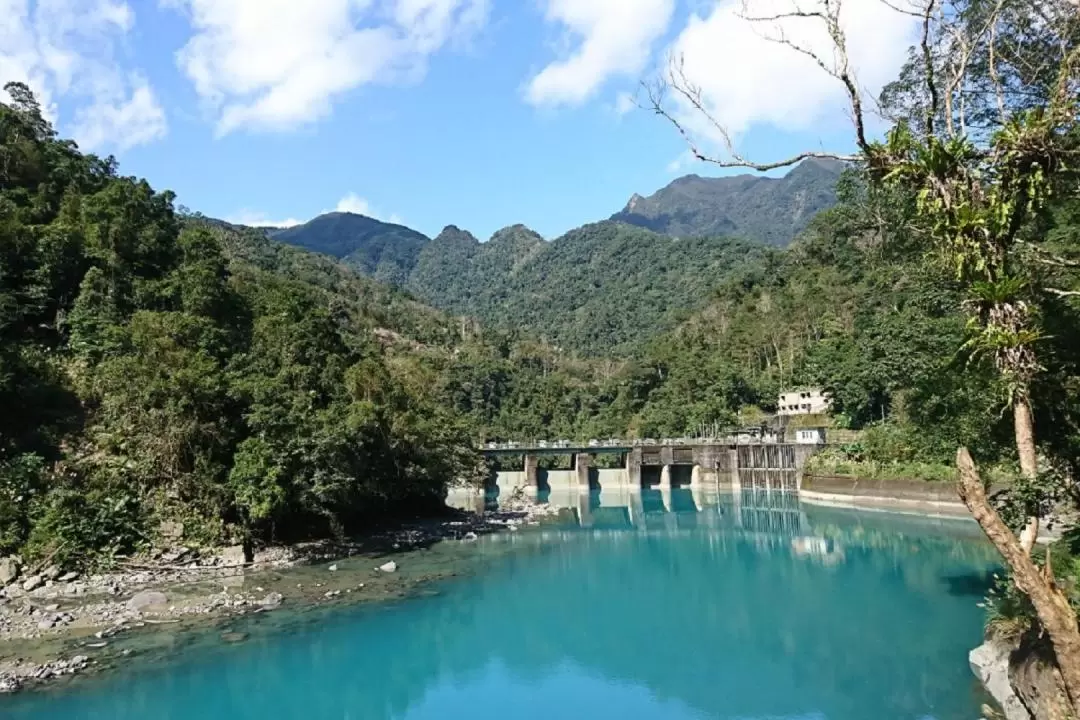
[479,438,822,495]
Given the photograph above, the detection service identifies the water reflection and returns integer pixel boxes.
[7,490,1000,720]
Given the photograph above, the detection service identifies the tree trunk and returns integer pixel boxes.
[1015,394,1041,554]
[957,448,1080,716]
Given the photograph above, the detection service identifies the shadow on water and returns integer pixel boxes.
[941,569,1001,598]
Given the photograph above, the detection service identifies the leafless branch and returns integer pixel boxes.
[737,0,871,153]
[1047,289,1080,298]
[920,0,938,137]
[643,68,858,171]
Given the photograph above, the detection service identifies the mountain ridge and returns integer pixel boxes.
[610,158,845,245]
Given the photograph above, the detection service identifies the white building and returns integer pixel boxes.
[778,389,831,416]
[793,428,826,445]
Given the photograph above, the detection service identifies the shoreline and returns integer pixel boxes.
[0,496,562,695]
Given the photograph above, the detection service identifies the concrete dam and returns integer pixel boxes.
[479,439,822,496]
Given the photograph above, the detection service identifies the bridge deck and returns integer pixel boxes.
[479,439,803,456]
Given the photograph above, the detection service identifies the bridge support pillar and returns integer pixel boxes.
[576,491,593,528]
[660,464,672,490]
[626,447,642,488]
[525,454,539,488]
[575,453,591,489]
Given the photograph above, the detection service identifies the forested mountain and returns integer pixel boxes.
[406,221,767,356]
[610,158,844,245]
[273,212,429,286]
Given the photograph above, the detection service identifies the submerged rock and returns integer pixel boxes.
[258,592,283,609]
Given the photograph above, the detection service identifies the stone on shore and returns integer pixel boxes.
[0,557,19,585]
[970,640,1030,720]
[328,564,338,572]
[259,592,283,609]
[22,575,42,592]
[126,590,168,612]
[219,545,247,565]
[378,561,397,573]
[159,521,184,543]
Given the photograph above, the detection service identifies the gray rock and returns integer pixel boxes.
[158,520,184,542]
[378,561,397,573]
[126,590,168,612]
[70,655,88,666]
[328,564,338,572]
[22,575,42,592]
[37,617,55,630]
[58,571,78,582]
[219,545,247,565]
[0,557,19,585]
[43,565,60,581]
[258,592,283,609]
[970,640,1031,720]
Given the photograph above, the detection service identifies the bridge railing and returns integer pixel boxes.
[479,434,788,451]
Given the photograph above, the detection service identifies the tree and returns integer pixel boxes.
[648,0,1080,710]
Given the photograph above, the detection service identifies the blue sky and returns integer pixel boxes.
[2,0,919,240]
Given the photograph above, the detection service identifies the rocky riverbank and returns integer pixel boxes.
[0,496,563,694]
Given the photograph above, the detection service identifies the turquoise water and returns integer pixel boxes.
[5,490,999,719]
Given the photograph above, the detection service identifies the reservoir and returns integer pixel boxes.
[4,489,999,719]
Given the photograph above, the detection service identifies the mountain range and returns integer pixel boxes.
[258,159,844,355]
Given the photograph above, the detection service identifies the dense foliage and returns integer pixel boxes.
[0,84,484,567]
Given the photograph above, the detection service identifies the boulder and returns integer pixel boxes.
[43,565,61,581]
[969,639,1030,720]
[219,545,247,565]
[58,571,79,583]
[258,592,283,609]
[328,564,338,572]
[1009,630,1073,720]
[0,557,19,585]
[22,575,42,592]
[378,561,397,573]
[158,520,184,543]
[126,590,168,612]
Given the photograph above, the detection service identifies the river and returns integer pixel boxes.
[4,489,999,719]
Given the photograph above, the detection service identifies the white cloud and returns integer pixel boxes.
[667,0,919,153]
[334,192,404,224]
[72,78,167,152]
[231,192,403,229]
[167,0,489,135]
[226,210,304,228]
[0,0,167,152]
[526,0,675,107]
[335,192,375,216]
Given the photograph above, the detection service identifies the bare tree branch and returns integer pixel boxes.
[920,0,939,137]
[642,70,858,171]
